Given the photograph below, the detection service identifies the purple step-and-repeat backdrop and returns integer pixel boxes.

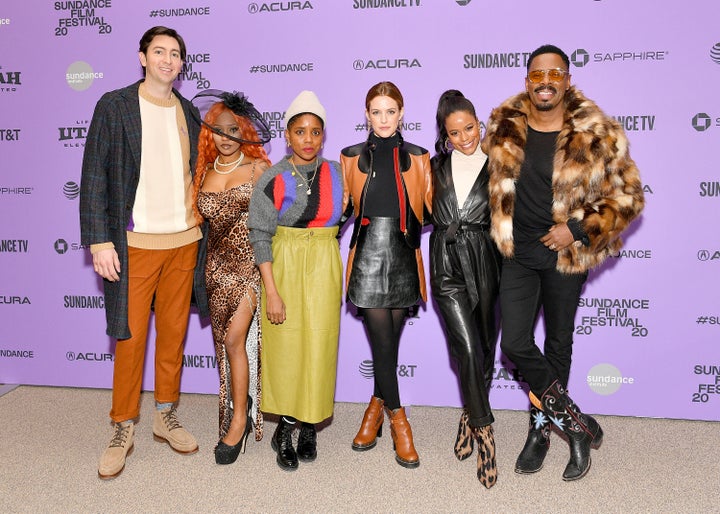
[0,1,718,421]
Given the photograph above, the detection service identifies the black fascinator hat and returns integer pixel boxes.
[191,89,271,145]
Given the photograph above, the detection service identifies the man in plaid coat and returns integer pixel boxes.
[80,26,207,480]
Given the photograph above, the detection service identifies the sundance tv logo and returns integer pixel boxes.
[66,61,103,91]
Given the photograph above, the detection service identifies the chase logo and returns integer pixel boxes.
[571,48,589,67]
[710,43,720,65]
[54,239,69,254]
[692,113,712,132]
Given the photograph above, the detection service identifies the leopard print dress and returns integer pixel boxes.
[197,172,263,442]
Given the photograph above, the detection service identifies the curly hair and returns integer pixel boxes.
[192,102,271,223]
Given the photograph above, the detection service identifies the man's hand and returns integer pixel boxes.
[93,248,121,282]
[540,223,574,252]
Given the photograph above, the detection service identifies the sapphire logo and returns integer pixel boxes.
[710,43,720,65]
[63,182,80,199]
[692,113,712,132]
[571,48,589,67]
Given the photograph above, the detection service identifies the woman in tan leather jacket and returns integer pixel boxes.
[340,81,432,469]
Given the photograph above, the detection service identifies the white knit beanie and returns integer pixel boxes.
[283,90,326,126]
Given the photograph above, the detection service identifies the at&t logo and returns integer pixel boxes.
[357,359,417,378]
[63,181,80,199]
[710,43,720,65]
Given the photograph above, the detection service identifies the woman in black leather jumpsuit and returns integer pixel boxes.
[429,90,501,488]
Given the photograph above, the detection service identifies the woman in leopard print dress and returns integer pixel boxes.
[192,92,272,465]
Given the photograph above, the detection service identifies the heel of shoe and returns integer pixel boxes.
[239,415,253,454]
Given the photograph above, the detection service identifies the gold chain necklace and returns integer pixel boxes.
[290,157,319,196]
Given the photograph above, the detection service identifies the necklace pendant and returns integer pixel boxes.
[372,171,376,177]
[306,188,312,196]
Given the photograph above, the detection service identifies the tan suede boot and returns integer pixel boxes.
[153,406,198,454]
[388,407,419,468]
[352,396,384,451]
[98,421,134,480]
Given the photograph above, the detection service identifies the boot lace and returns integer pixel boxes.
[109,423,131,448]
[161,408,183,431]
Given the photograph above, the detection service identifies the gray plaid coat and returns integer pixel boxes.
[79,80,208,340]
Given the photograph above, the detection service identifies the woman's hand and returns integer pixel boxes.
[265,291,286,324]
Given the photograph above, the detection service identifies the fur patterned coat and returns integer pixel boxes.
[480,86,644,274]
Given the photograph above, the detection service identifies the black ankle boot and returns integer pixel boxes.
[533,381,603,481]
[296,423,317,462]
[514,407,551,474]
[271,418,298,471]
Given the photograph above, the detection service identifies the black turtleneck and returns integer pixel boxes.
[364,132,401,218]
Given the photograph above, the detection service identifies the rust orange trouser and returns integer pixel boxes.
[110,243,197,422]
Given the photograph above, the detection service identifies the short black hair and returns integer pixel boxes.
[527,44,570,72]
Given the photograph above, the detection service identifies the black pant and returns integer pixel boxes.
[499,259,587,397]
[434,280,498,428]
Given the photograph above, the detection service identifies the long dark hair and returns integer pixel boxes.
[434,89,478,155]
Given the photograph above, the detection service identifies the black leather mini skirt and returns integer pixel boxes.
[348,217,420,309]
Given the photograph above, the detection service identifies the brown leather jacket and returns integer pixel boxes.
[340,134,432,301]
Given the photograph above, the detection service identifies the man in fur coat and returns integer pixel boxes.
[481,44,644,481]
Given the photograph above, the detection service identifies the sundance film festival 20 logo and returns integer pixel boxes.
[179,52,212,90]
[54,0,113,36]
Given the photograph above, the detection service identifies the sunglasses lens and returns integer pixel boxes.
[528,70,544,83]
[548,69,565,81]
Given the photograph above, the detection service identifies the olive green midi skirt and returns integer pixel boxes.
[260,226,342,423]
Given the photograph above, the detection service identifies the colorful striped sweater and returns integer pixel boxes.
[248,156,344,264]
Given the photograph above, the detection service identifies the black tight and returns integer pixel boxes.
[363,307,407,410]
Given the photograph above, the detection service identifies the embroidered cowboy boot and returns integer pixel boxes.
[530,380,603,481]
[515,406,551,474]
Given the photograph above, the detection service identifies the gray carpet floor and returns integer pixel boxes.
[0,385,718,513]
